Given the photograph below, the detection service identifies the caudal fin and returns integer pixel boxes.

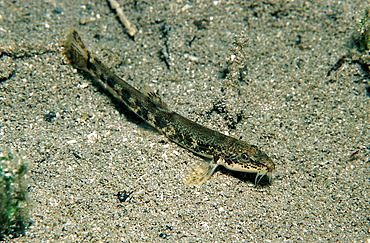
[63,29,90,71]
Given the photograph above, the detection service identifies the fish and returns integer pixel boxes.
[63,29,275,185]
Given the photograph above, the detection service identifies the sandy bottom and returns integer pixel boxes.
[0,1,369,242]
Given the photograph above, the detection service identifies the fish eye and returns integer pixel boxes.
[241,153,249,160]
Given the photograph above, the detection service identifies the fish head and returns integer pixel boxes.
[218,141,275,184]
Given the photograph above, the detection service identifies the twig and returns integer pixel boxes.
[107,0,137,37]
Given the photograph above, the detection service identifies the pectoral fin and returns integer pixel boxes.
[185,161,218,185]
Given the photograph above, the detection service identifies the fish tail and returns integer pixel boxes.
[64,29,90,71]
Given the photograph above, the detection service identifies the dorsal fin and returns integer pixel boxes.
[141,86,170,111]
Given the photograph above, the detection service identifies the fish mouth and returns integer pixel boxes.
[255,170,274,185]
[267,161,276,173]
[255,157,275,185]
[256,155,275,184]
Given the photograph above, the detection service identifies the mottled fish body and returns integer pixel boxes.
[64,29,275,185]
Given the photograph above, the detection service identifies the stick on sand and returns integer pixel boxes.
[107,0,137,37]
